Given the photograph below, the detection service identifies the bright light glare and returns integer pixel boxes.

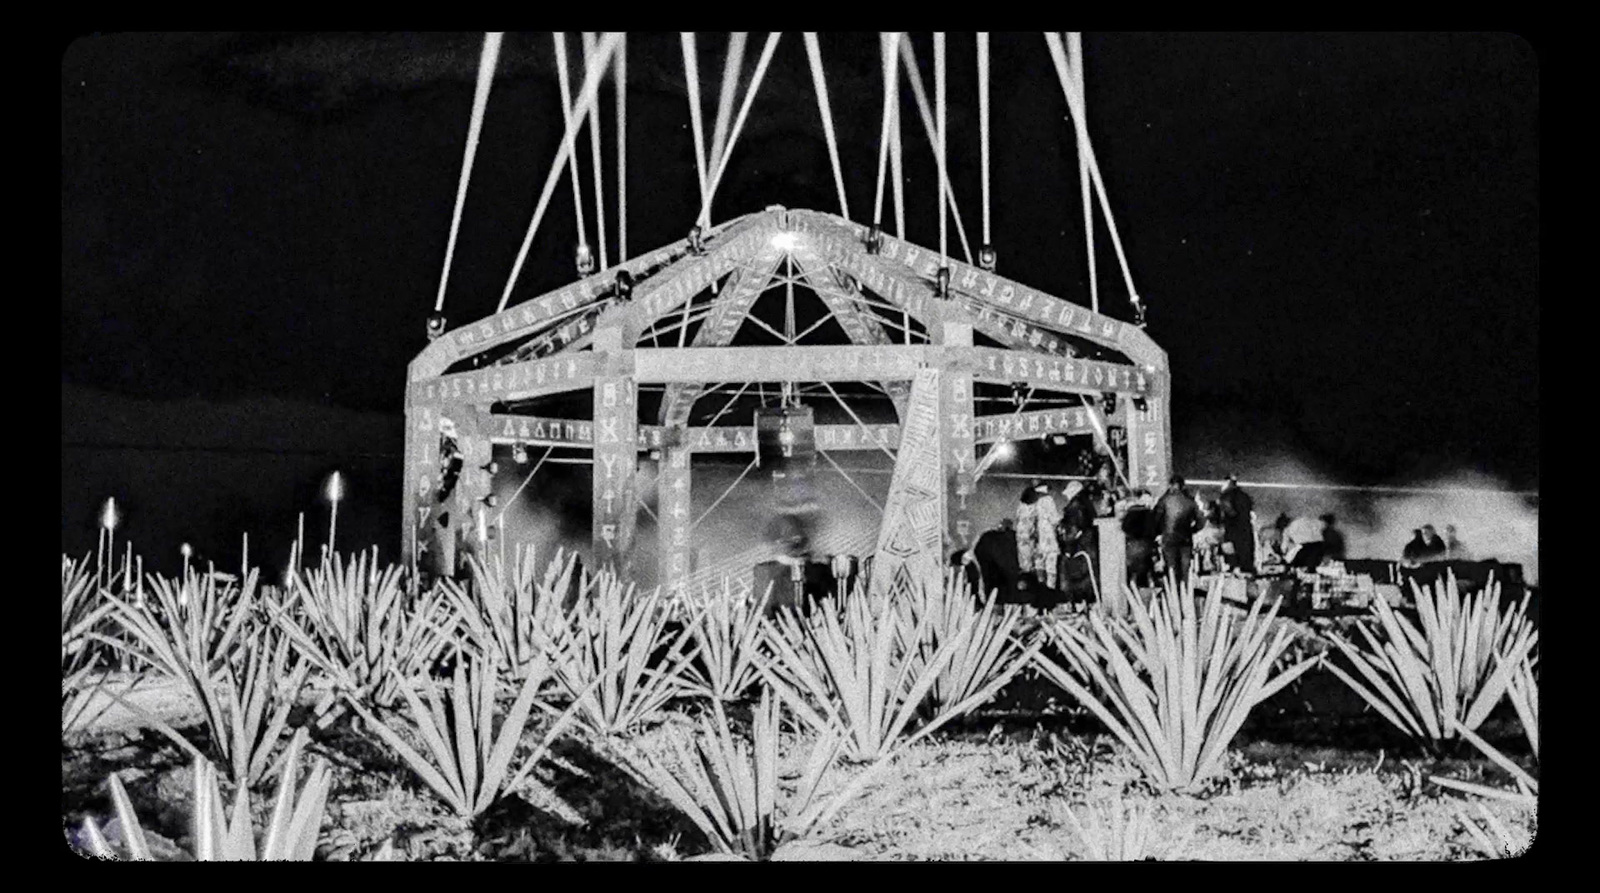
[770,231,800,252]
[100,497,118,531]
[326,471,345,503]
[180,543,193,559]
[992,440,1014,462]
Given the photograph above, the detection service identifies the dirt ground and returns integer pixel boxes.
[61,666,1536,861]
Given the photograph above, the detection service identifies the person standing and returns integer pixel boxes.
[1015,486,1040,588]
[1058,481,1099,601]
[1320,514,1347,562]
[1421,524,1447,562]
[1402,529,1427,566]
[1121,489,1158,588]
[1030,481,1063,589]
[1152,474,1201,584]
[1216,475,1257,573]
[1444,524,1471,561]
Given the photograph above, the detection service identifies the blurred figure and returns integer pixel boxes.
[1216,475,1256,573]
[1058,481,1100,603]
[1258,513,1291,568]
[1193,497,1228,574]
[1320,513,1347,562]
[1015,485,1039,582]
[1284,515,1327,569]
[1402,529,1428,566]
[1152,474,1201,583]
[1421,524,1448,562]
[1444,524,1471,560]
[1017,481,1062,588]
[1121,489,1158,588]
[974,517,1024,604]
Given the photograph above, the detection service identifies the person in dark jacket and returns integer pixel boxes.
[971,517,1025,605]
[1401,529,1427,566]
[1320,513,1347,562]
[1121,489,1158,588]
[1056,481,1100,602]
[1216,475,1256,573]
[1151,475,1201,584]
[1421,525,1447,562]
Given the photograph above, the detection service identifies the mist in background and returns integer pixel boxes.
[64,384,1538,588]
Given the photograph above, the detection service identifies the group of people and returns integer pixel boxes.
[1401,524,1470,566]
[1255,511,1348,572]
[1123,474,1260,584]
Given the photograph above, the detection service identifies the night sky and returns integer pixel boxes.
[61,32,1539,566]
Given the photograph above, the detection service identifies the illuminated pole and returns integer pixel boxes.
[99,498,118,592]
[326,471,344,560]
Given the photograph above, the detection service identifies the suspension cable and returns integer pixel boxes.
[552,33,589,257]
[1068,32,1097,314]
[872,32,899,228]
[896,37,973,264]
[681,34,710,213]
[803,33,851,222]
[1044,33,1139,317]
[978,32,991,249]
[692,457,758,532]
[700,32,783,229]
[935,32,948,266]
[582,32,609,272]
[615,33,628,265]
[433,32,503,314]
[710,32,748,175]
[498,33,621,313]
[890,86,906,239]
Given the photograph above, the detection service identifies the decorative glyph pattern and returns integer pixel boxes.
[869,367,945,604]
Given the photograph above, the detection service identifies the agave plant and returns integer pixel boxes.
[271,549,458,713]
[896,572,1040,718]
[76,729,333,861]
[1032,576,1318,793]
[343,647,595,819]
[549,573,705,737]
[1053,793,1185,861]
[607,689,893,860]
[1321,574,1537,750]
[98,586,312,788]
[1429,644,1538,857]
[757,580,1009,762]
[63,556,120,734]
[442,548,576,684]
[678,578,770,703]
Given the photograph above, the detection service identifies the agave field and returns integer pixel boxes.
[61,545,1538,861]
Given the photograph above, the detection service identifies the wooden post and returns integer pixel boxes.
[592,326,638,575]
[1095,516,1126,616]
[937,320,976,553]
[657,445,693,598]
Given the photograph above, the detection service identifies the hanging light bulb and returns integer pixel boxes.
[512,443,529,465]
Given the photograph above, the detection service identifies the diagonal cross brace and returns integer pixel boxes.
[657,250,786,430]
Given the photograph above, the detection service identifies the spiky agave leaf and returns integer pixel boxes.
[607,688,889,860]
[756,579,1006,762]
[78,729,331,861]
[442,547,573,684]
[1033,577,1317,792]
[550,573,706,737]
[898,571,1040,718]
[679,577,770,703]
[344,646,599,818]
[1322,574,1537,749]
[271,549,457,712]
[1055,793,1165,861]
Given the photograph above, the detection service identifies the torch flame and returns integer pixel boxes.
[326,471,345,503]
[100,497,119,531]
